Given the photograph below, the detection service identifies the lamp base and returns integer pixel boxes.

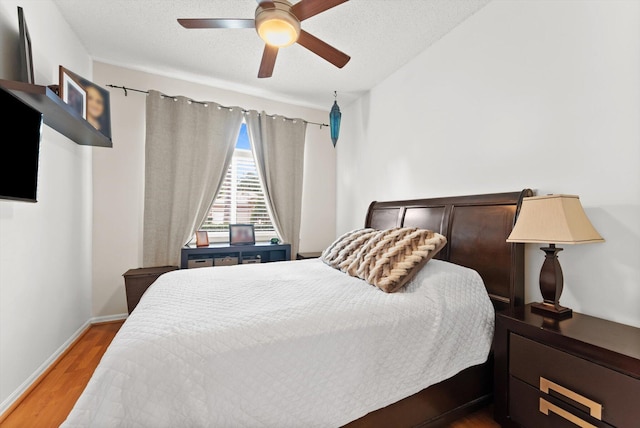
[531,301,573,319]
[535,245,573,320]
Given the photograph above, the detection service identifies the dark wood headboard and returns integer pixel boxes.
[364,189,534,312]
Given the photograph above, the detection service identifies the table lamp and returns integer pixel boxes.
[507,194,604,319]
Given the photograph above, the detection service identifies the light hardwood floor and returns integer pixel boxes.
[0,321,499,427]
[0,321,123,428]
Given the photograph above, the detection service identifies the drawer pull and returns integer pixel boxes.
[540,398,597,428]
[540,377,602,420]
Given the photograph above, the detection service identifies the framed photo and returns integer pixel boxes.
[229,224,255,246]
[195,230,210,247]
[17,7,34,84]
[60,70,86,119]
[58,66,112,140]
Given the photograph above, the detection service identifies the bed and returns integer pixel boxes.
[62,189,532,427]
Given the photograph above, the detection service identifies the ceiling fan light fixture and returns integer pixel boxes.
[255,1,300,47]
[179,0,351,78]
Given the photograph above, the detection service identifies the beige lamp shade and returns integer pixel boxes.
[507,194,604,244]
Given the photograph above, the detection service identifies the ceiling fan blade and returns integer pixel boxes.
[296,30,350,68]
[177,18,255,29]
[258,45,279,78]
[291,0,349,21]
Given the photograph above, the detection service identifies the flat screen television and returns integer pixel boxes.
[0,87,43,202]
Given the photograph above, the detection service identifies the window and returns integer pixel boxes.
[200,123,275,241]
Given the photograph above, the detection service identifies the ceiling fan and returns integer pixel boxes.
[178,0,351,78]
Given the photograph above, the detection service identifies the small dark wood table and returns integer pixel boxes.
[296,251,322,260]
[494,304,640,428]
[123,266,178,314]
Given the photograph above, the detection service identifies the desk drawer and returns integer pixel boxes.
[188,258,213,268]
[509,333,640,427]
[509,376,612,428]
[214,256,238,266]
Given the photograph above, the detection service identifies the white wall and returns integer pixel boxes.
[337,0,640,327]
[91,62,336,316]
[0,1,336,406]
[0,0,93,411]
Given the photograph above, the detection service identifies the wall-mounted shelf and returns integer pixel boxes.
[0,79,112,148]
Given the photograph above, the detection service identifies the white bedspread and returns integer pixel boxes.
[62,259,494,428]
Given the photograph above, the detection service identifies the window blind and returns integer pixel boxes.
[201,148,275,235]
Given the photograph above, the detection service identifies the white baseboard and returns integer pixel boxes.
[0,313,128,417]
[92,313,128,324]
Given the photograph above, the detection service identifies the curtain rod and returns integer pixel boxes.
[106,84,329,128]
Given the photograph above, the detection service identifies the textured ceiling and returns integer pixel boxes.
[52,0,490,109]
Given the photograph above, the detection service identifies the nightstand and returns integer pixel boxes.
[296,251,322,260]
[123,266,178,313]
[494,304,640,428]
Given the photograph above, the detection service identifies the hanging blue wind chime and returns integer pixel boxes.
[329,91,341,147]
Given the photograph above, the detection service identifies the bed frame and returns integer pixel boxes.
[343,189,534,428]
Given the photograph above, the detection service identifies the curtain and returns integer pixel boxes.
[245,111,307,259]
[143,90,243,267]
